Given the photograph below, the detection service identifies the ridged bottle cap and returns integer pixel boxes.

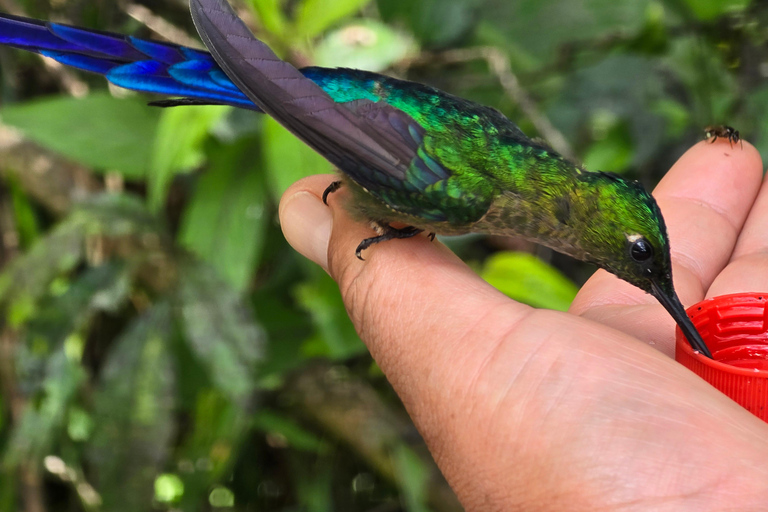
[675,293,768,422]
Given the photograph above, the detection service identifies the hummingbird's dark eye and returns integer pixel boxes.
[629,238,653,262]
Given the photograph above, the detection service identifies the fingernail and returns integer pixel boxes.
[279,191,332,270]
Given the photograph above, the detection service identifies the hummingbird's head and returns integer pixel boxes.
[576,172,670,294]
[579,172,711,356]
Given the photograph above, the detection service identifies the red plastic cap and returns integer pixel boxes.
[675,293,768,422]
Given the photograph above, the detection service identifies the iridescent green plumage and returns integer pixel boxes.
[303,68,669,292]
[0,0,711,357]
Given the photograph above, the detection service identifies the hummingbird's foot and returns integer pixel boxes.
[428,232,436,241]
[355,224,424,260]
[322,180,343,205]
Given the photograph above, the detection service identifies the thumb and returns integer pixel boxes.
[278,175,524,382]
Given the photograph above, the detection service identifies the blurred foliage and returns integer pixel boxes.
[0,0,765,510]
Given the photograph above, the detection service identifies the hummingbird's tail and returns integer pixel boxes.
[0,12,256,109]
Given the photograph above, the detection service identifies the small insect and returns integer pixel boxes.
[704,125,742,149]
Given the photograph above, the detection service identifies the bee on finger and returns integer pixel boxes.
[704,125,742,149]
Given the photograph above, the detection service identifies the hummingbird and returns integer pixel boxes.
[0,0,712,357]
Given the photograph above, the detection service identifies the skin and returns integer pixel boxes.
[279,139,768,511]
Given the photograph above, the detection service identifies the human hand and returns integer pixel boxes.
[279,140,768,511]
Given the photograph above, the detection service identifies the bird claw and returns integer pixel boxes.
[355,224,424,259]
[322,180,343,205]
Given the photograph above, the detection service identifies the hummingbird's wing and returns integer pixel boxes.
[0,8,492,224]
[190,0,416,181]
[189,0,492,225]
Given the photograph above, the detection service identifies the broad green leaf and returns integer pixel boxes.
[680,0,749,21]
[1,93,159,178]
[314,20,417,71]
[480,252,578,311]
[247,0,288,37]
[88,303,175,512]
[296,0,372,39]
[175,261,264,405]
[179,138,268,291]
[262,117,333,201]
[148,105,229,211]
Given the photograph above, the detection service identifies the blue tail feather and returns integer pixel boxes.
[0,12,260,111]
[0,12,391,113]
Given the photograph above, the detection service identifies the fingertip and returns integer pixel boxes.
[659,139,763,196]
[279,174,338,270]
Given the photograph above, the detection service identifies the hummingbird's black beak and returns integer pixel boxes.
[650,281,712,358]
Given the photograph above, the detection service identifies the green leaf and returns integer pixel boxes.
[296,0,372,39]
[262,117,333,202]
[148,105,229,211]
[290,452,333,512]
[582,115,633,172]
[0,219,85,310]
[4,349,87,467]
[88,303,175,512]
[314,20,417,71]
[680,0,749,21]
[392,445,430,512]
[175,390,249,511]
[480,0,650,63]
[23,263,130,357]
[175,261,264,405]
[480,252,578,311]
[247,0,288,37]
[8,178,40,249]
[253,409,329,453]
[1,93,159,178]
[294,268,366,359]
[378,0,480,47]
[74,193,163,238]
[179,138,268,291]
